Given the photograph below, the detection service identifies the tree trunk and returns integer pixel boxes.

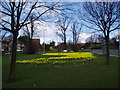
[63,33,67,50]
[8,34,17,82]
[105,37,110,65]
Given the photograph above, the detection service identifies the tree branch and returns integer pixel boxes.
[0,18,11,25]
[110,24,120,32]
[0,26,12,33]
[19,2,37,30]
[0,2,11,13]
[0,10,11,16]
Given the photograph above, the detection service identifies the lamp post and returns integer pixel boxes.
[116,36,120,51]
[37,20,47,53]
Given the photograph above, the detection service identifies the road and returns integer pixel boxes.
[83,49,120,57]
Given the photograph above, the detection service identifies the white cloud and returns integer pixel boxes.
[19,20,60,45]
[19,20,92,44]
[78,33,91,43]
[36,21,58,38]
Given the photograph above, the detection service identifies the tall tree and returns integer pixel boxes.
[70,21,82,51]
[55,15,71,49]
[22,14,39,54]
[80,2,120,65]
[0,1,59,81]
[23,14,36,40]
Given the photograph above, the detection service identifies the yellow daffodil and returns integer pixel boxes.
[16,52,96,64]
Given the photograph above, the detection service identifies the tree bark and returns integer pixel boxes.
[63,32,67,50]
[8,33,18,82]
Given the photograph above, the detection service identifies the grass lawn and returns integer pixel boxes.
[2,52,119,88]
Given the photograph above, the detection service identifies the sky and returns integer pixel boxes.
[18,2,118,45]
[19,20,92,45]
[1,2,119,45]
[18,2,92,45]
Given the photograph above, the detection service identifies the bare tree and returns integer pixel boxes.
[22,14,40,54]
[70,21,82,51]
[1,31,8,40]
[80,2,120,65]
[23,15,36,40]
[22,14,40,41]
[0,1,59,81]
[55,15,71,49]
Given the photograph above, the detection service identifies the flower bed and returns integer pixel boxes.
[16,52,96,64]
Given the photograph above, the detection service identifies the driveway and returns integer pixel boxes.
[83,49,120,57]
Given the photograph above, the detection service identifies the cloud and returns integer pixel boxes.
[35,21,58,38]
[19,20,60,44]
[78,33,91,43]
[19,20,92,44]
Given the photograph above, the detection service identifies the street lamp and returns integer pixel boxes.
[37,20,47,53]
[116,36,120,51]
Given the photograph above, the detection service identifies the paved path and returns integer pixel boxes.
[84,49,120,57]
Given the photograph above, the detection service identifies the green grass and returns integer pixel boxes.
[2,52,119,88]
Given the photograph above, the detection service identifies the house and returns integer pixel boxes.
[31,39,40,52]
[17,40,25,52]
[115,35,120,42]
[2,38,40,54]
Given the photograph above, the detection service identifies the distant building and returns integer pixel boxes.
[115,35,120,42]
[2,38,40,54]
[115,35,120,39]
[17,40,25,52]
[57,43,82,51]
[31,39,40,52]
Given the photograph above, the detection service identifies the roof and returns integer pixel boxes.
[115,36,120,39]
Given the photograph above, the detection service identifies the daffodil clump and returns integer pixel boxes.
[16,52,96,64]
